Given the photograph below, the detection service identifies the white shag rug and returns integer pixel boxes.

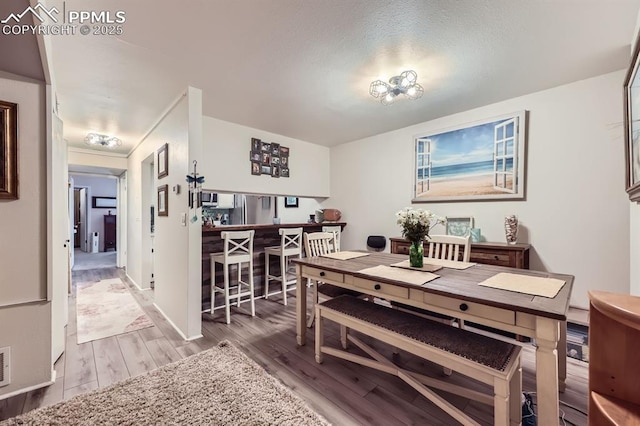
[1,341,329,425]
[76,278,154,344]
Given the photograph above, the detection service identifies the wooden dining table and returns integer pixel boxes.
[293,251,573,426]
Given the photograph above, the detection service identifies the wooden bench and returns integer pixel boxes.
[315,295,522,426]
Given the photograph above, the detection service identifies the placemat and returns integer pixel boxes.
[390,260,443,272]
[321,251,370,260]
[478,272,566,298]
[357,265,439,286]
[422,258,477,270]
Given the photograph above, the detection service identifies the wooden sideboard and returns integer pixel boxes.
[389,238,530,269]
[588,291,640,425]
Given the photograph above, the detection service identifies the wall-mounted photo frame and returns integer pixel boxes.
[261,141,271,152]
[251,137,261,152]
[250,151,261,162]
[271,165,280,178]
[624,31,640,202]
[281,168,290,178]
[251,161,261,175]
[445,216,474,237]
[413,111,527,202]
[92,196,116,209]
[280,146,289,157]
[157,184,168,216]
[157,143,169,179]
[284,196,298,208]
[0,100,18,200]
[261,164,271,175]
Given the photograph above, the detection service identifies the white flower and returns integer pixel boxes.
[395,207,444,242]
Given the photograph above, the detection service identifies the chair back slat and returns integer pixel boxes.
[304,232,337,257]
[221,230,255,260]
[279,227,303,255]
[426,235,470,262]
[322,226,341,251]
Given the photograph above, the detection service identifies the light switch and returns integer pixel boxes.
[181,212,187,226]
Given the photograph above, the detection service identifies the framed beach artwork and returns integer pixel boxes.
[413,111,527,202]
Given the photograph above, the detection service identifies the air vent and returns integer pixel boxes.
[0,346,10,387]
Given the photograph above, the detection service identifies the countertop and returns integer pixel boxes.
[202,222,346,234]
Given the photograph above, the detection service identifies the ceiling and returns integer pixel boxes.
[46,0,640,155]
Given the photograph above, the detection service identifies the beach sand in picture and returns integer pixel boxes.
[415,174,514,198]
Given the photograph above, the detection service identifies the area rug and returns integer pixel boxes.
[0,341,329,426]
[76,278,154,344]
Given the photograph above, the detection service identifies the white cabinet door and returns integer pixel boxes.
[217,193,234,209]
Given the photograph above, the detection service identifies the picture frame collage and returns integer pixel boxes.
[250,137,290,178]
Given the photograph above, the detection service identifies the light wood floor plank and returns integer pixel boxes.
[93,337,129,387]
[116,331,157,377]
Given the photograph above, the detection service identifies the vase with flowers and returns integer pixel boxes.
[396,207,445,268]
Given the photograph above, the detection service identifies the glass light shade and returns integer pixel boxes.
[381,93,395,106]
[85,133,122,148]
[369,80,389,98]
[399,70,417,86]
[406,83,424,100]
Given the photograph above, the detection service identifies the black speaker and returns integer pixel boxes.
[366,235,386,251]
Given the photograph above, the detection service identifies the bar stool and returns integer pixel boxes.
[264,227,303,305]
[210,230,255,324]
[321,225,341,251]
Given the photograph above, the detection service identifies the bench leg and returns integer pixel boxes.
[509,361,522,425]
[493,378,510,426]
[340,325,348,349]
[315,306,323,364]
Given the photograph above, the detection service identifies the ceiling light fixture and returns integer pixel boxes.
[369,70,424,105]
[84,132,122,149]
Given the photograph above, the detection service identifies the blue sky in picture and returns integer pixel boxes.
[428,118,511,167]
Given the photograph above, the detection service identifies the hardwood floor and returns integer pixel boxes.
[0,266,589,425]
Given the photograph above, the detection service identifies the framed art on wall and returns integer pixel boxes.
[445,216,474,237]
[157,184,168,216]
[0,100,18,200]
[157,143,169,179]
[284,197,298,208]
[413,111,527,202]
[624,30,640,202]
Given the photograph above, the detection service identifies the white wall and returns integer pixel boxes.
[70,174,117,252]
[68,149,127,171]
[277,197,323,224]
[330,71,629,309]
[0,75,52,396]
[126,88,202,339]
[202,117,330,198]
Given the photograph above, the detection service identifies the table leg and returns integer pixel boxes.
[535,317,560,426]
[558,320,567,392]
[296,264,306,346]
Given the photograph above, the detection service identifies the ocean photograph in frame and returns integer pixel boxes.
[413,111,527,202]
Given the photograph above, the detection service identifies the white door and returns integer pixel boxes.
[69,176,75,269]
[49,107,69,363]
[493,118,517,193]
[415,138,432,196]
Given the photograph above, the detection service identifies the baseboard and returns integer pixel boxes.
[124,273,152,292]
[0,375,55,401]
[152,302,202,342]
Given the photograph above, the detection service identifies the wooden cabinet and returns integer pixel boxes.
[103,214,116,252]
[389,238,530,269]
[588,291,640,425]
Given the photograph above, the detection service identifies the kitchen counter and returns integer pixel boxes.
[202,222,347,311]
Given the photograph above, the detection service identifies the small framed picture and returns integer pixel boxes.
[271,142,280,156]
[284,197,298,208]
[157,184,169,216]
[251,137,261,152]
[251,161,261,175]
[0,100,18,200]
[261,152,271,164]
[271,156,280,165]
[271,165,280,178]
[280,146,289,157]
[157,143,169,179]
[261,142,271,152]
[445,216,474,237]
[250,151,261,162]
[261,164,271,175]
[281,156,289,167]
[281,167,290,178]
